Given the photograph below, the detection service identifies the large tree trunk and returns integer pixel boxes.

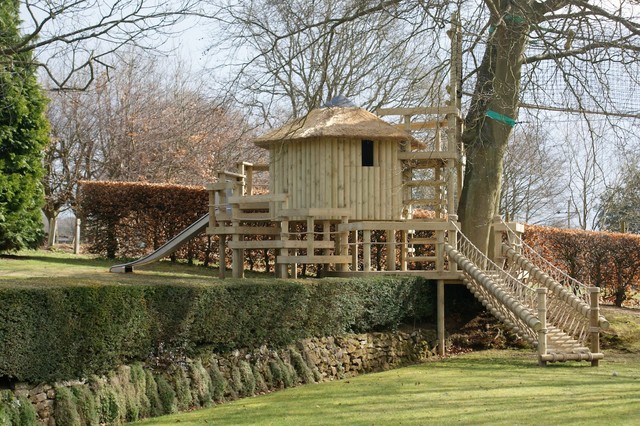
[458,13,530,255]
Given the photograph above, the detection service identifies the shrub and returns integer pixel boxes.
[251,364,268,394]
[188,360,213,407]
[0,390,37,426]
[54,387,81,426]
[155,375,177,414]
[69,386,99,426]
[239,360,256,396]
[206,361,226,402]
[143,370,163,417]
[289,348,315,384]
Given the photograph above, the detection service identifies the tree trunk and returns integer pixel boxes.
[458,15,529,254]
[45,211,59,247]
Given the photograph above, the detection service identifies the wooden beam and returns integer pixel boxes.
[398,151,458,161]
[391,120,449,131]
[376,106,459,116]
[403,180,447,188]
[338,221,455,232]
[228,193,288,204]
[207,226,280,235]
[227,240,336,250]
[206,182,236,191]
[278,208,352,219]
[276,255,352,264]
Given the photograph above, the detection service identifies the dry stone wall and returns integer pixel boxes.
[0,330,436,425]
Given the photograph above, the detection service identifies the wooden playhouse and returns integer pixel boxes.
[206,103,463,281]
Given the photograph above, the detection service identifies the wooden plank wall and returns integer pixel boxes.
[267,137,402,220]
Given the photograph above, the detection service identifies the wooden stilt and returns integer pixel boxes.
[437,279,445,357]
[387,229,396,271]
[590,287,601,367]
[537,288,548,366]
[363,230,372,272]
[219,234,226,279]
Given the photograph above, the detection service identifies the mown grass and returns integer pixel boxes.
[0,249,261,288]
[4,250,640,425]
[131,350,640,426]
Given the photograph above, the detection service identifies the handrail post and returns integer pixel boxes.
[537,288,548,366]
[492,215,505,267]
[590,287,601,367]
[448,214,458,273]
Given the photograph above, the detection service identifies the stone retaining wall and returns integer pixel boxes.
[1,330,437,425]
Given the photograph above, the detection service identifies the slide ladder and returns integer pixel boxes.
[444,222,608,365]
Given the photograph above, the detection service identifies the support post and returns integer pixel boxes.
[231,224,244,279]
[338,216,349,272]
[351,230,359,272]
[436,230,444,272]
[437,279,445,357]
[537,288,548,366]
[219,234,226,279]
[492,215,504,267]
[590,287,601,367]
[322,220,331,274]
[278,220,289,278]
[387,229,396,271]
[363,230,372,272]
[448,215,459,273]
[73,218,81,254]
[400,230,408,271]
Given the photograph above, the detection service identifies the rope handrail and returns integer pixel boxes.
[499,217,591,306]
[446,222,541,342]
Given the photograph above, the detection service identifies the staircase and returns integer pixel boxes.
[444,221,608,365]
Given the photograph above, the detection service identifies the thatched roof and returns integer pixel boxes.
[254,107,423,148]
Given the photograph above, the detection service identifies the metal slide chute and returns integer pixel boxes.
[109,213,210,273]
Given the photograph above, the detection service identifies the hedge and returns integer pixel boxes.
[524,225,640,307]
[78,181,210,261]
[0,276,433,383]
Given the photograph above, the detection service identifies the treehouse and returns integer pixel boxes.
[206,102,464,280]
[175,17,608,364]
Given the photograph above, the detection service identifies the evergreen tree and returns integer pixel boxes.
[0,0,50,251]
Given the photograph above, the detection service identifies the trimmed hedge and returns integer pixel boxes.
[525,225,640,307]
[0,276,433,383]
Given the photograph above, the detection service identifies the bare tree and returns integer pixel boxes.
[43,50,261,228]
[8,0,207,89]
[562,121,609,230]
[213,0,449,123]
[500,121,565,224]
[212,0,640,252]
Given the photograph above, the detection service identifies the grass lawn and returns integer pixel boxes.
[0,249,258,287]
[4,250,640,425]
[132,350,640,426]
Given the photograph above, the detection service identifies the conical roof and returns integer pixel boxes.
[254,107,423,148]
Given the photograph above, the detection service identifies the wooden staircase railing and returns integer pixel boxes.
[445,221,606,365]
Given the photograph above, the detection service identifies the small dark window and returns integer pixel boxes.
[362,139,374,167]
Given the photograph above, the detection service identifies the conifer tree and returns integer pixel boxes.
[0,0,50,251]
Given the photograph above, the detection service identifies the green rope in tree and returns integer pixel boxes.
[486,110,517,127]
[504,14,526,24]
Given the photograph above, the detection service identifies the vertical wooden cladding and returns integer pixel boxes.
[267,137,402,220]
